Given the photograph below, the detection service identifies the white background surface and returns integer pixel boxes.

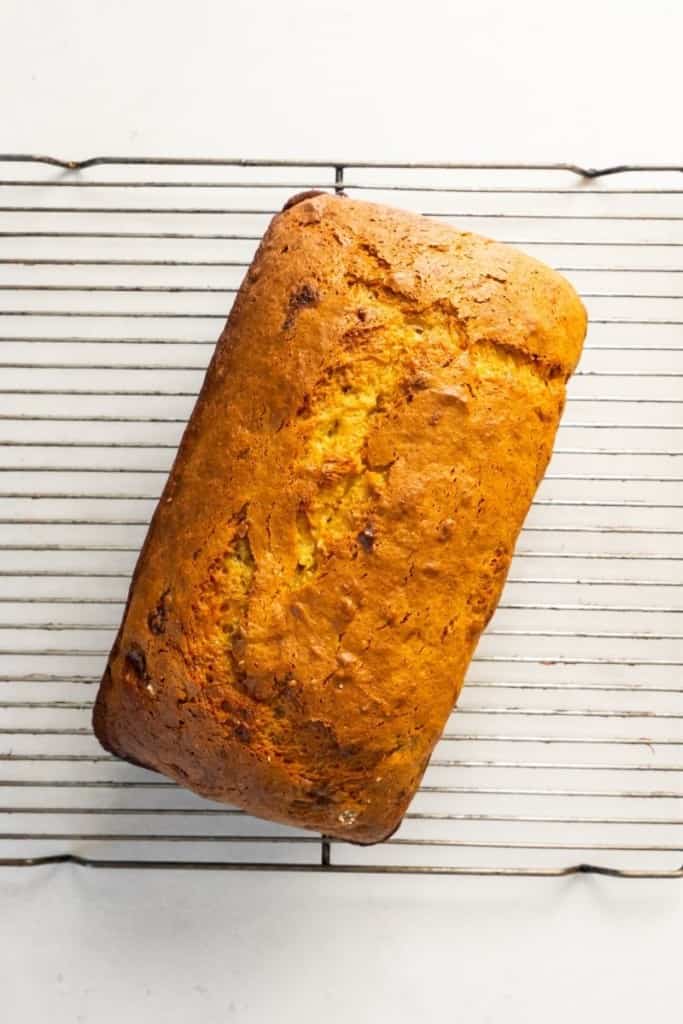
[2,1,682,1021]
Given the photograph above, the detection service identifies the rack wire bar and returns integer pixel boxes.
[1,156,681,173]
[1,156,682,878]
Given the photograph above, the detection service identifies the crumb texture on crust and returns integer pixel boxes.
[93,194,587,844]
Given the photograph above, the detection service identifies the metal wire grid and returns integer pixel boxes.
[0,155,681,878]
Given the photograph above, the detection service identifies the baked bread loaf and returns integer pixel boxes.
[93,192,587,843]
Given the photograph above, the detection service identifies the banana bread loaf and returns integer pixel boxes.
[93,191,587,844]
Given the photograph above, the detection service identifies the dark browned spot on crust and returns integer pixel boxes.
[283,283,319,331]
[437,518,455,542]
[296,393,311,418]
[402,371,431,398]
[234,723,252,744]
[309,788,334,807]
[357,523,375,553]
[147,588,170,635]
[125,644,148,683]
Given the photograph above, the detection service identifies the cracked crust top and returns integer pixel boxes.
[93,193,587,843]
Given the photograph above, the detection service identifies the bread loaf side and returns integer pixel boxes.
[93,193,587,843]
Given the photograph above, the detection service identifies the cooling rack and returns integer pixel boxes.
[0,155,681,878]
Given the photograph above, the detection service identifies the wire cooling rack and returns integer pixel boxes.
[0,155,681,878]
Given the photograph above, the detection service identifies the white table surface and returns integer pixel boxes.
[2,2,682,1020]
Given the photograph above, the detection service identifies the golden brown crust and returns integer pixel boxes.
[93,194,587,843]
